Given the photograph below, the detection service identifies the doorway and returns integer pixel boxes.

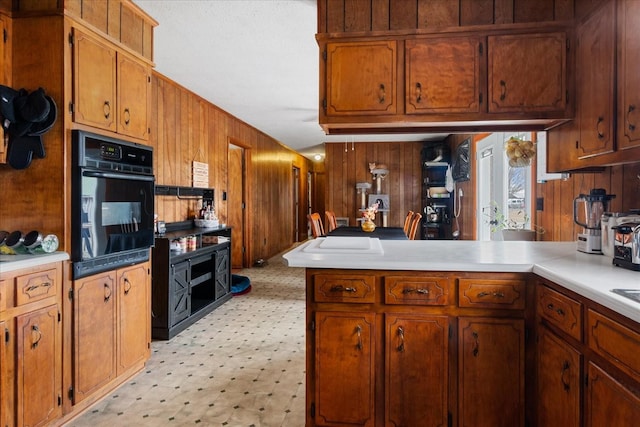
[292,166,300,242]
[476,132,533,240]
[228,142,249,269]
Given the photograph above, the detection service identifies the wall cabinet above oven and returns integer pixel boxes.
[71,27,151,141]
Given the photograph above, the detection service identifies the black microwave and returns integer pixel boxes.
[71,130,155,279]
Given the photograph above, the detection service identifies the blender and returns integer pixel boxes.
[574,188,616,254]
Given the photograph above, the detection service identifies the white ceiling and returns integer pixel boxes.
[134,0,446,159]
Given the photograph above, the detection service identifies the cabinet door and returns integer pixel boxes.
[214,246,230,300]
[406,36,484,114]
[617,0,640,150]
[488,32,568,114]
[73,271,117,403]
[325,41,396,116]
[117,263,150,375]
[315,311,375,427]
[117,52,151,140]
[575,2,615,158]
[537,326,581,427]
[0,319,9,427]
[16,304,62,427]
[0,16,8,164]
[72,28,117,131]
[386,314,449,427]
[170,261,190,326]
[459,317,525,427]
[586,362,640,427]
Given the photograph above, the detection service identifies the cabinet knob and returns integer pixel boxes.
[628,105,636,132]
[103,101,111,119]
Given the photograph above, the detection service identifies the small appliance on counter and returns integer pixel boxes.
[612,222,640,271]
[573,188,615,254]
[602,210,640,258]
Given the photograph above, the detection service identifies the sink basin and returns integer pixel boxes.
[611,289,640,304]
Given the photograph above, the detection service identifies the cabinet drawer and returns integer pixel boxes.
[15,268,58,306]
[314,274,375,303]
[588,309,640,384]
[385,275,450,305]
[537,285,582,341]
[458,278,525,309]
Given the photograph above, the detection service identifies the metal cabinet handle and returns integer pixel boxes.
[26,281,52,292]
[32,325,42,349]
[330,285,356,293]
[415,82,422,103]
[500,80,507,101]
[378,83,386,104]
[123,277,132,295]
[124,108,131,125]
[472,331,479,357]
[628,104,636,131]
[355,325,363,350]
[103,101,111,119]
[596,116,605,139]
[397,326,405,352]
[478,291,504,298]
[546,303,565,317]
[561,360,571,391]
[403,288,429,295]
[104,283,112,302]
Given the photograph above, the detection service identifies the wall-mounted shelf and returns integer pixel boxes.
[155,185,214,201]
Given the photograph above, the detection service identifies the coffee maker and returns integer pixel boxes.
[574,188,616,254]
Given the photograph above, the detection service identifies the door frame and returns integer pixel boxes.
[228,138,251,269]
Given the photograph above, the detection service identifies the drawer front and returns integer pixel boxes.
[15,268,58,306]
[385,275,450,305]
[588,309,640,384]
[537,285,582,341]
[314,274,375,303]
[458,278,526,309]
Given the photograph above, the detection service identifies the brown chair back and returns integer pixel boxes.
[308,212,325,238]
[407,212,422,240]
[325,211,338,233]
[403,210,414,235]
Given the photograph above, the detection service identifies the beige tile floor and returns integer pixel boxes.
[65,253,306,427]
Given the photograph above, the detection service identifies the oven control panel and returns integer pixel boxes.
[100,143,122,160]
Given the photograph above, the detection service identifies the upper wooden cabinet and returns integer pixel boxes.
[488,32,568,115]
[406,36,484,114]
[73,28,117,132]
[324,40,397,116]
[575,1,615,159]
[320,27,571,134]
[72,27,151,140]
[117,52,151,140]
[617,0,640,150]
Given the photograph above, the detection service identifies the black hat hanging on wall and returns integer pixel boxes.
[0,85,57,169]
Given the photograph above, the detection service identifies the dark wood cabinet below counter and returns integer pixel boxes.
[152,227,232,340]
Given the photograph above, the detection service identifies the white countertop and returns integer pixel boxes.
[0,252,70,274]
[283,239,640,323]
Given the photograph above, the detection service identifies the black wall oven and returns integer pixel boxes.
[72,130,154,279]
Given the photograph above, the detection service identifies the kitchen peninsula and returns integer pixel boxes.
[284,239,640,427]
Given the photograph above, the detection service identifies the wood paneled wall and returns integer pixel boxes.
[324,141,423,227]
[536,163,640,241]
[150,73,313,265]
[318,0,575,33]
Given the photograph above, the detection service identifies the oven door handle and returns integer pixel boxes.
[82,170,155,182]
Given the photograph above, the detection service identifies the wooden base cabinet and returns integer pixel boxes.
[536,325,581,427]
[0,261,63,427]
[306,270,529,427]
[314,311,375,427]
[386,314,449,427]
[535,278,640,427]
[71,261,150,404]
[458,317,525,427]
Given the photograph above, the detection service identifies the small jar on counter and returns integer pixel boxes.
[188,235,198,251]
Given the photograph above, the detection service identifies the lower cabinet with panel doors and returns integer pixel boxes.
[70,260,150,405]
[0,260,63,427]
[535,277,640,427]
[305,269,532,427]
